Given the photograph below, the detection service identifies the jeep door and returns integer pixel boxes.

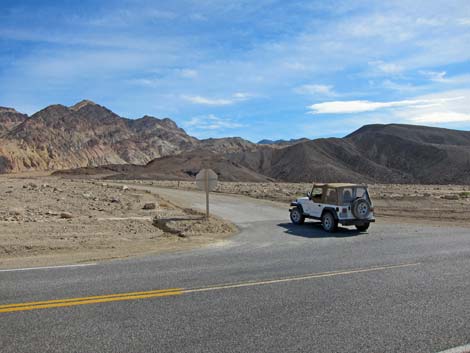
[324,188,339,206]
[304,186,324,218]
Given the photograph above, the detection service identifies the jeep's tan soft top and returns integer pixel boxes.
[312,183,367,188]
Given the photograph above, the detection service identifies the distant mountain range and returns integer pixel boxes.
[257,138,310,146]
[2,100,470,184]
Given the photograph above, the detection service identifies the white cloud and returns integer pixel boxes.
[185,114,244,130]
[396,90,470,125]
[189,13,207,21]
[419,71,470,85]
[295,84,336,96]
[308,97,464,114]
[420,70,448,82]
[458,18,470,26]
[128,78,160,87]
[232,92,253,99]
[369,60,404,74]
[182,95,233,106]
[283,61,308,71]
[382,80,419,93]
[179,69,198,78]
[410,112,470,124]
[182,92,253,106]
[416,17,443,26]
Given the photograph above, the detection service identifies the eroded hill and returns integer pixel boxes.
[69,123,470,184]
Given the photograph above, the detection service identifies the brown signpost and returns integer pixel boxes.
[195,169,218,219]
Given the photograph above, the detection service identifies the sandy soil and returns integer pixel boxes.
[0,176,236,269]
[142,180,470,227]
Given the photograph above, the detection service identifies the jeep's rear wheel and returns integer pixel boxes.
[355,223,370,232]
[351,198,371,219]
[321,212,337,233]
[290,207,305,225]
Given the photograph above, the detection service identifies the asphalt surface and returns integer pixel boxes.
[1,186,469,353]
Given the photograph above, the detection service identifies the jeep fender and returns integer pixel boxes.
[321,207,338,220]
[290,202,305,215]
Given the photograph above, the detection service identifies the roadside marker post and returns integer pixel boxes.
[195,169,218,219]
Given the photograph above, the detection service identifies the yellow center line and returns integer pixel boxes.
[0,262,420,314]
[0,291,183,314]
[0,288,182,310]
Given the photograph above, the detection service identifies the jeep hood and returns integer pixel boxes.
[295,197,309,202]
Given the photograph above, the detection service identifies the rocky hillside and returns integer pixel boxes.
[0,100,199,173]
[0,107,28,136]
[344,124,470,184]
[70,123,470,185]
[238,124,470,184]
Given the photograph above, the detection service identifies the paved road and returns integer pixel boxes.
[1,187,469,353]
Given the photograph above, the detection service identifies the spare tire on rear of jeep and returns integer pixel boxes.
[351,198,371,219]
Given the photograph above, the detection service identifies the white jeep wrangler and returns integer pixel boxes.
[289,183,375,232]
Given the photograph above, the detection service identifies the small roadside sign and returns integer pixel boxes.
[195,169,218,219]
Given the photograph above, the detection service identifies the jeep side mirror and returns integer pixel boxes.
[307,191,312,199]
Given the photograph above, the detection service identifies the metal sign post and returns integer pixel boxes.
[205,168,209,218]
[195,169,218,219]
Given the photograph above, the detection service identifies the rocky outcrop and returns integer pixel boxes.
[0,100,198,173]
[0,107,28,136]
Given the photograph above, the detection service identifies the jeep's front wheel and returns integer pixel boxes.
[290,207,305,225]
[321,211,338,233]
[355,223,370,232]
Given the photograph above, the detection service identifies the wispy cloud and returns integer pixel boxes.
[182,95,233,106]
[368,60,404,75]
[178,69,198,78]
[410,112,470,124]
[128,78,160,87]
[308,97,464,114]
[182,92,253,106]
[416,17,443,26]
[420,70,448,82]
[396,90,470,125]
[294,84,337,97]
[382,80,420,93]
[185,114,244,130]
[458,18,470,26]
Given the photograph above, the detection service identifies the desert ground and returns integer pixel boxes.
[0,175,235,269]
[1,174,470,269]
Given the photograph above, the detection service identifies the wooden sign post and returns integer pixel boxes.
[195,169,218,219]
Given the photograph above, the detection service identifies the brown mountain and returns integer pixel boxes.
[0,100,198,173]
[0,107,28,136]
[344,124,470,184]
[81,123,470,185]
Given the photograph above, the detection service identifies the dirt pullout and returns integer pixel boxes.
[127,180,470,227]
[0,176,236,269]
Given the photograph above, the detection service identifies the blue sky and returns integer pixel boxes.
[1,0,470,142]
